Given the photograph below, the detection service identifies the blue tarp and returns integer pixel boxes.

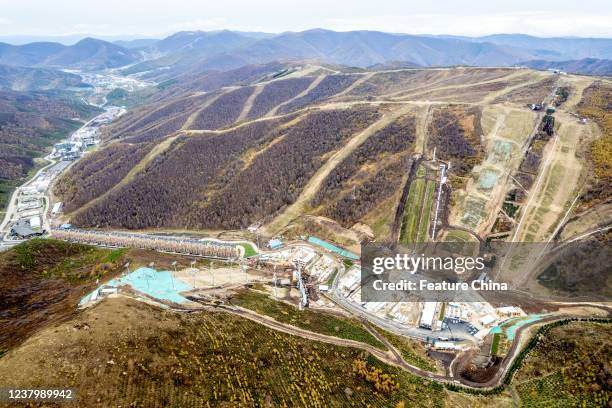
[80,267,193,305]
[268,239,283,249]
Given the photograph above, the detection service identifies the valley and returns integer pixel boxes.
[0,26,610,408]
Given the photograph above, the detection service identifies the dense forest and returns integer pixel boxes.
[278,75,358,113]
[106,93,211,140]
[426,106,484,176]
[71,108,382,229]
[312,114,417,227]
[55,66,571,233]
[246,77,314,118]
[577,82,612,209]
[189,87,255,130]
[159,62,288,97]
[54,142,154,212]
[198,107,382,228]
[0,90,101,210]
[124,113,191,144]
[71,118,287,228]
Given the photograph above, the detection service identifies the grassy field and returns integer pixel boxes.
[0,297,450,407]
[9,238,119,283]
[399,178,425,243]
[399,165,437,244]
[238,242,257,257]
[399,166,438,245]
[418,180,437,242]
[230,289,386,350]
[0,239,206,354]
[0,239,127,353]
[490,333,501,355]
[442,229,479,243]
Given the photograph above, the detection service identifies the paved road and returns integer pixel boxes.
[0,108,124,247]
[148,289,612,391]
[327,261,477,344]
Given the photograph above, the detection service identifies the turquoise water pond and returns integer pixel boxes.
[490,314,545,340]
[307,236,359,260]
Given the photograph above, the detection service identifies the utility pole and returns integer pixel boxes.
[171,261,177,290]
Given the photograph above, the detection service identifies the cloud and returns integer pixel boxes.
[326,13,612,37]
[167,18,230,32]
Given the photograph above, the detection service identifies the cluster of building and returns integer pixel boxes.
[8,194,45,239]
[333,262,527,350]
[4,161,71,240]
[51,107,125,161]
[79,73,153,93]
[52,141,84,161]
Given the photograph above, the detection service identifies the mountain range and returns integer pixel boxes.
[0,64,88,91]
[0,38,139,70]
[0,29,611,76]
[521,58,612,76]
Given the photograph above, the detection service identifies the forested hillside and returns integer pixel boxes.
[54,66,570,234]
[0,90,101,211]
[577,82,612,209]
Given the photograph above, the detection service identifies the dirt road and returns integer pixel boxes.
[263,104,416,235]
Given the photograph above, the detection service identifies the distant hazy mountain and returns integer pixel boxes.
[0,34,160,46]
[467,34,612,61]
[1,29,611,75]
[150,30,256,55]
[0,38,139,70]
[124,29,530,80]
[121,30,259,79]
[522,58,612,76]
[242,29,532,67]
[113,39,159,49]
[124,29,612,81]
[0,64,87,91]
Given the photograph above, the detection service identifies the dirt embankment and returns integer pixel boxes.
[0,240,195,354]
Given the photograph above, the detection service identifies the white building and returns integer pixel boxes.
[479,314,496,327]
[496,306,522,317]
[419,302,438,329]
[434,341,457,350]
[51,202,63,216]
[29,216,41,229]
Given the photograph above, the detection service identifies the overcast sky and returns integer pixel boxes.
[1,0,611,39]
